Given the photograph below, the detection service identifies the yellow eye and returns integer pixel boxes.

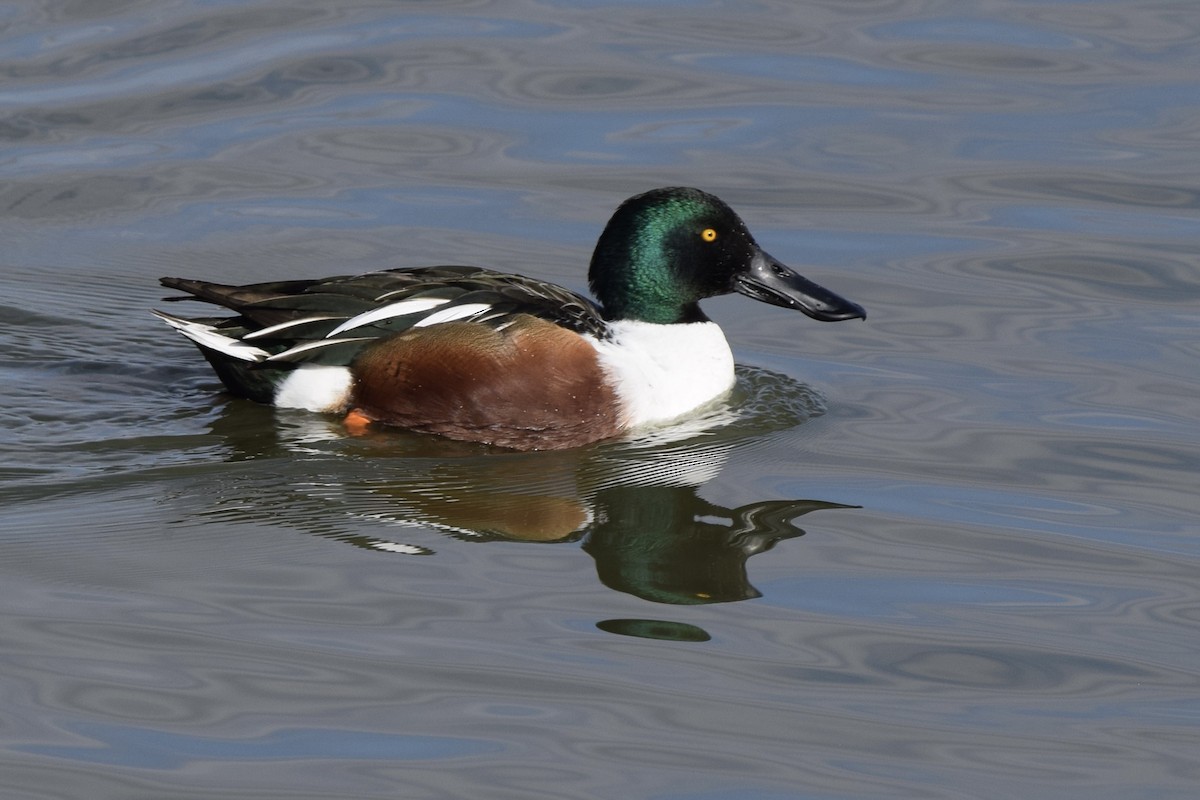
[700,228,718,242]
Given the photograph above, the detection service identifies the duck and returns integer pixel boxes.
[154,186,865,450]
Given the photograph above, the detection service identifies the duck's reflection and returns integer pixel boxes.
[583,486,853,605]
[204,366,859,640]
[296,439,856,624]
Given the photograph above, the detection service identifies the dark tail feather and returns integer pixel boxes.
[160,276,323,311]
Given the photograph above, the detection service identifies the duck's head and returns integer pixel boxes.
[588,187,866,325]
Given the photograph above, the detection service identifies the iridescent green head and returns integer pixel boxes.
[588,187,866,325]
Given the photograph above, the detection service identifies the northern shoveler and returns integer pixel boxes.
[155,187,865,450]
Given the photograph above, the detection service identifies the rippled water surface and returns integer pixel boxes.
[2,1,1199,798]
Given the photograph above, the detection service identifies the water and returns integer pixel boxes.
[2,1,1199,798]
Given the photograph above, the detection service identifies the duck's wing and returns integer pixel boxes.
[157,266,608,366]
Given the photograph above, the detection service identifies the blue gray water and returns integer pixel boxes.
[1,1,1198,798]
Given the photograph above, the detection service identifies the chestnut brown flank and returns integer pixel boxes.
[348,315,623,450]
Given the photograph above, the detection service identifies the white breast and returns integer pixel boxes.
[587,320,736,429]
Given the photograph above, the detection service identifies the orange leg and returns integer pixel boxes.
[343,408,374,436]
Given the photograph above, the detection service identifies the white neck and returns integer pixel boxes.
[588,320,736,429]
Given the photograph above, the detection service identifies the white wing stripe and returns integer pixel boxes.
[327,297,451,336]
[243,315,340,340]
[411,302,493,328]
[266,337,374,362]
